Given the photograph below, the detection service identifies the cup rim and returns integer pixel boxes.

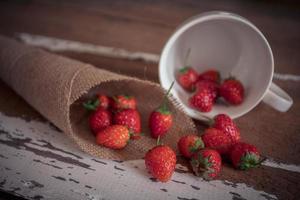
[159,11,274,120]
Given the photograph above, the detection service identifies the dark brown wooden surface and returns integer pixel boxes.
[0,0,299,199]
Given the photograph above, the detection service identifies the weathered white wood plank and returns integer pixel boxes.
[0,112,279,200]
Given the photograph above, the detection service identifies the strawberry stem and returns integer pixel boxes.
[184,48,191,67]
[227,73,235,80]
[112,96,119,102]
[156,135,161,146]
[158,81,175,114]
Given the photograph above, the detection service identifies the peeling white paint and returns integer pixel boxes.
[0,112,279,200]
[16,33,160,63]
[273,73,300,81]
[263,158,300,174]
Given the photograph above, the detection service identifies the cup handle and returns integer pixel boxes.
[262,82,293,112]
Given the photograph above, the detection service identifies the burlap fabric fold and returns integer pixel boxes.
[0,35,196,160]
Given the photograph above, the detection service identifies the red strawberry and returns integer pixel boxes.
[220,78,244,105]
[113,109,141,139]
[190,149,222,180]
[149,111,173,138]
[96,125,130,149]
[230,142,263,170]
[83,94,110,110]
[201,128,232,155]
[149,82,174,138]
[213,114,241,145]
[189,87,214,112]
[177,67,198,92]
[178,134,204,158]
[195,79,219,100]
[111,95,137,111]
[97,94,110,109]
[198,69,220,83]
[89,108,112,135]
[145,145,177,182]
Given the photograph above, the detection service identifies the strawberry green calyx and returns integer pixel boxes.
[239,152,262,170]
[112,95,132,103]
[183,48,191,67]
[129,131,140,137]
[129,131,143,140]
[191,154,213,180]
[157,106,171,115]
[179,67,189,74]
[189,139,204,153]
[123,95,133,99]
[128,130,135,141]
[199,155,212,171]
[83,99,100,111]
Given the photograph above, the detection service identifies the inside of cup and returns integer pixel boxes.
[160,15,273,119]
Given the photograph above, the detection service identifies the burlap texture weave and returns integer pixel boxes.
[0,35,196,160]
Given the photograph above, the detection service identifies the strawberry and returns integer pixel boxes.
[230,142,264,170]
[178,134,204,158]
[149,111,173,138]
[96,125,130,149]
[89,108,112,135]
[189,87,214,112]
[83,94,110,110]
[195,79,219,101]
[145,144,177,182]
[149,82,174,138]
[212,114,241,145]
[198,69,220,83]
[201,128,232,155]
[111,95,137,111]
[220,78,244,105]
[177,67,198,92]
[190,149,222,180]
[97,94,110,109]
[113,109,141,139]
[177,48,198,92]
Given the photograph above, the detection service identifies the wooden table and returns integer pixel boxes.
[0,1,299,199]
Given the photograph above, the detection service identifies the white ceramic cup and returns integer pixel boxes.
[159,11,293,120]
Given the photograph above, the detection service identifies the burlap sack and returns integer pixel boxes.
[0,35,196,160]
